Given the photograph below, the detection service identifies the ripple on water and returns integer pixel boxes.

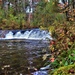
[0,40,50,75]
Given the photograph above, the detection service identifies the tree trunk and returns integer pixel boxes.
[73,0,75,8]
[22,0,25,12]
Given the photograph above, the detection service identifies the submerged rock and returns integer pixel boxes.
[40,65,50,71]
[32,71,48,75]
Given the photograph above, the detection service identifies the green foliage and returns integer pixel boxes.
[49,43,75,75]
[0,7,5,22]
[49,23,75,75]
[0,7,26,29]
[53,64,75,75]
[55,13,66,23]
[32,0,66,27]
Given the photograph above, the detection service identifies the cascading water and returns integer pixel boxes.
[0,29,53,40]
[0,29,52,75]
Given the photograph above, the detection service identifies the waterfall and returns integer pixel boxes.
[0,29,53,40]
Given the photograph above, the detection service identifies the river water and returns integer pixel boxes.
[0,40,50,75]
[0,29,52,75]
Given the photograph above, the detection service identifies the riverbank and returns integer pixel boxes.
[48,22,75,75]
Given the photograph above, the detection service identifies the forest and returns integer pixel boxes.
[0,0,75,75]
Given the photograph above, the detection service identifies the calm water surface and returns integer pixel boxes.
[0,40,50,75]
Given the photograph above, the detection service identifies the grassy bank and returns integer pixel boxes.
[48,22,75,75]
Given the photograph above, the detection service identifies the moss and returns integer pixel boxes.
[53,64,75,75]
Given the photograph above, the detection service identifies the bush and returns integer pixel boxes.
[49,22,75,75]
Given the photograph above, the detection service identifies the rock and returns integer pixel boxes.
[32,71,48,75]
[40,65,50,70]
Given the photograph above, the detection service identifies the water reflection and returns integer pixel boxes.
[0,40,50,75]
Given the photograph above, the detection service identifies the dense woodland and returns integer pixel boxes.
[0,0,75,75]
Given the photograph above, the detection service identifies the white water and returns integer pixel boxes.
[0,29,53,40]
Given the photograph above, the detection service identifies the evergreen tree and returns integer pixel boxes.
[32,0,59,27]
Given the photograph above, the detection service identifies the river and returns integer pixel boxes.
[0,29,52,75]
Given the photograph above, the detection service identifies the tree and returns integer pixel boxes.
[32,0,60,27]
